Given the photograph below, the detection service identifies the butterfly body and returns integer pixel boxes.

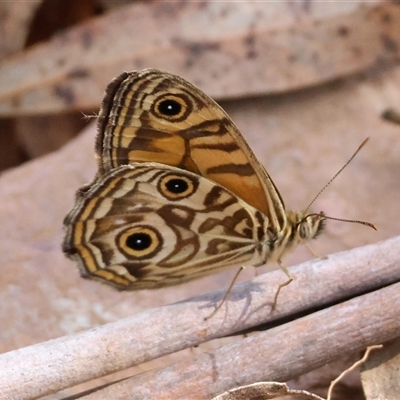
[63,69,326,290]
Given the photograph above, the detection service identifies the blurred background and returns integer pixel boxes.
[1,1,400,399]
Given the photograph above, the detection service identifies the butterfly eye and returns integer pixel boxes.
[158,173,198,200]
[152,94,190,121]
[298,214,325,240]
[117,226,162,258]
[298,220,311,240]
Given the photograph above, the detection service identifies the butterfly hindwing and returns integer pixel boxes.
[63,163,268,289]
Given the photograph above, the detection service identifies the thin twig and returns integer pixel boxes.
[327,345,383,400]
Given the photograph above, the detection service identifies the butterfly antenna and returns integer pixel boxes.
[304,137,370,214]
[307,213,376,230]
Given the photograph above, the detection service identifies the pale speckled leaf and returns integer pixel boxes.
[0,0,42,58]
[0,1,399,116]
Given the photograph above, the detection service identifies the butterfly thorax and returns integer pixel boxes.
[266,210,326,263]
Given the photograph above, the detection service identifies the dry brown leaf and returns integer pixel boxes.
[211,348,384,400]
[0,1,399,116]
[287,355,365,400]
[212,382,325,400]
[14,114,88,158]
[361,338,400,400]
[25,0,101,48]
[0,119,22,170]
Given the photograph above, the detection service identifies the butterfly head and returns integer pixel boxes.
[295,211,326,242]
[268,211,326,263]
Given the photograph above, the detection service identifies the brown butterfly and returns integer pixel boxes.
[63,69,374,296]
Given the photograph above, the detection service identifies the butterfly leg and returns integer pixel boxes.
[272,261,293,310]
[204,265,246,320]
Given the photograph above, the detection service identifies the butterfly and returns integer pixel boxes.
[63,69,373,294]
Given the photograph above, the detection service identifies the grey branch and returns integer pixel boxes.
[0,236,399,400]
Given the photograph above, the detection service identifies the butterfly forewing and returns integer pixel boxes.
[63,163,268,289]
[96,69,286,230]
